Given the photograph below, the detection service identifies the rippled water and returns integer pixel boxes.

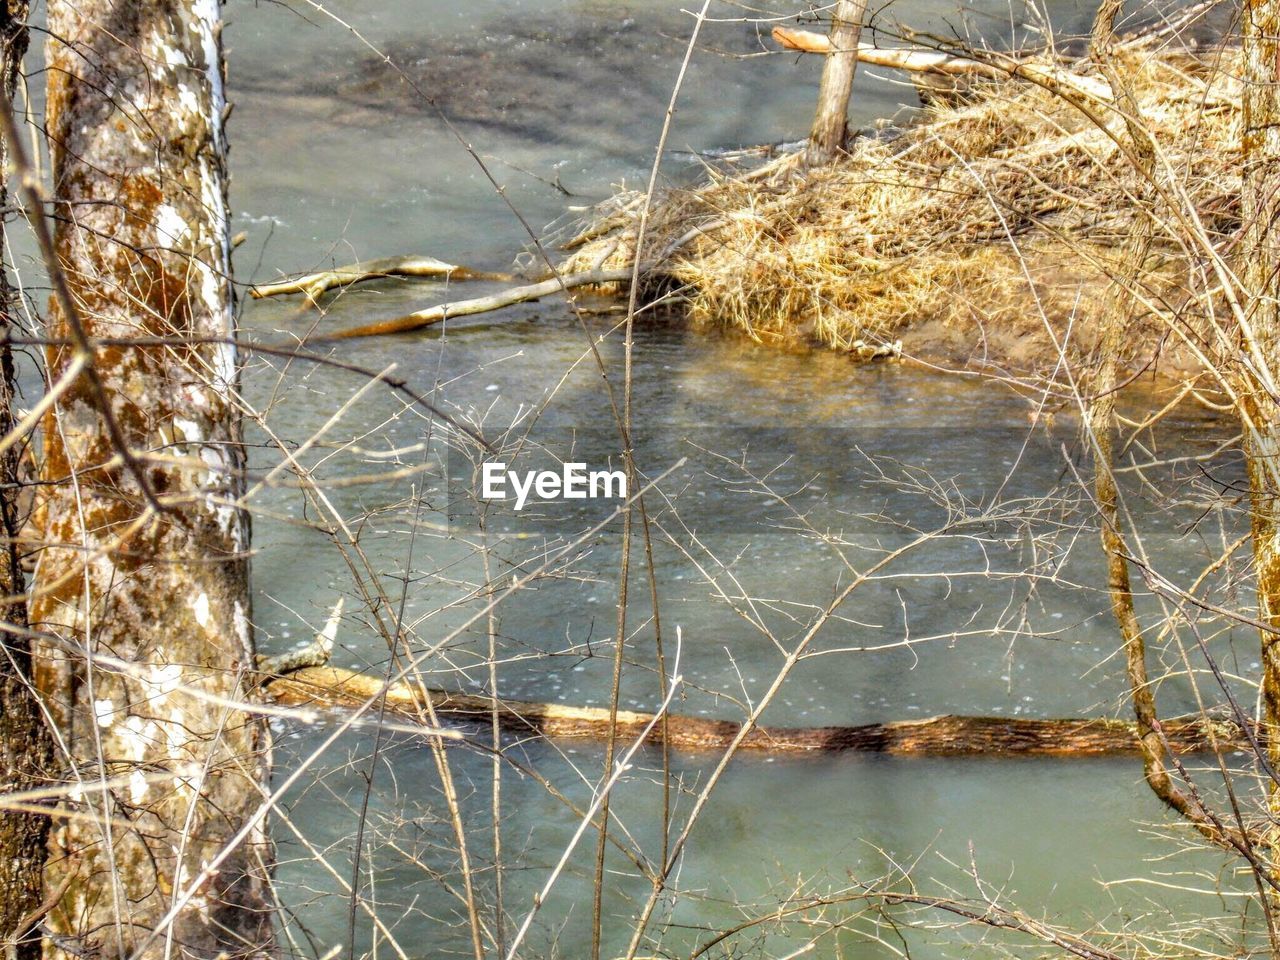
[227,2,1248,957]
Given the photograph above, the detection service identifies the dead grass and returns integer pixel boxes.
[560,41,1240,375]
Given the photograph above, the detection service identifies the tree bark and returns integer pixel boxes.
[1084,0,1239,846]
[28,2,272,957]
[1241,0,1280,902]
[0,7,56,958]
[805,0,869,166]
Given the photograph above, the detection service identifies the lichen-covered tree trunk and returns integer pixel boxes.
[0,6,56,958]
[28,1,272,957]
[1241,0,1280,896]
[805,0,868,165]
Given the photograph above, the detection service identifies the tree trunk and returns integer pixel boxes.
[28,1,272,956]
[805,0,868,166]
[0,8,56,958]
[1242,0,1280,901]
[1084,0,1234,846]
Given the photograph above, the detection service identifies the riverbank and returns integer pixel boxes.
[562,39,1239,380]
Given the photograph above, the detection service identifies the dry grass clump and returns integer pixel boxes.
[562,41,1239,373]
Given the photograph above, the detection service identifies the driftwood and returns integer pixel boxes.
[265,665,1248,757]
[319,266,637,340]
[771,26,1113,102]
[250,254,512,305]
[255,599,343,676]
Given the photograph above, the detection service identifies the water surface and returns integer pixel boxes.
[229,2,1250,957]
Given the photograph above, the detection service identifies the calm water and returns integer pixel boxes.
[227,2,1251,957]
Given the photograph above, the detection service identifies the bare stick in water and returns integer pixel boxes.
[251,254,512,304]
[319,266,639,339]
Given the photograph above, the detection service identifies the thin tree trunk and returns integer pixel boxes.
[1088,0,1180,822]
[1085,0,1266,869]
[805,0,868,166]
[28,1,272,956]
[0,8,56,958]
[1241,0,1280,907]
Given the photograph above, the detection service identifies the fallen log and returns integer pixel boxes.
[318,265,637,340]
[250,254,512,305]
[265,665,1248,757]
[771,26,1113,103]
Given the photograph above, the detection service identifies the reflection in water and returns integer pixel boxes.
[231,1,1247,957]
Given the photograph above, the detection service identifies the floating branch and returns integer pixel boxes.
[250,254,513,305]
[319,265,639,339]
[265,664,1246,757]
[771,26,1113,102]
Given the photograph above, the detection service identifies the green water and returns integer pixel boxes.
[228,2,1253,958]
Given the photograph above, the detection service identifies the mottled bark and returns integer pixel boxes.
[0,8,56,959]
[1242,0,1280,902]
[805,0,868,166]
[28,1,271,957]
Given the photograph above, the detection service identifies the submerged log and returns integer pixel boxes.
[266,665,1248,757]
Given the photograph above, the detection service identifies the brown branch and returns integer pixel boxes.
[1083,11,1267,869]
[872,892,1129,960]
[693,887,1130,960]
[264,665,1248,757]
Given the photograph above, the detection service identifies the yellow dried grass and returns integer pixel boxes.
[563,43,1239,371]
